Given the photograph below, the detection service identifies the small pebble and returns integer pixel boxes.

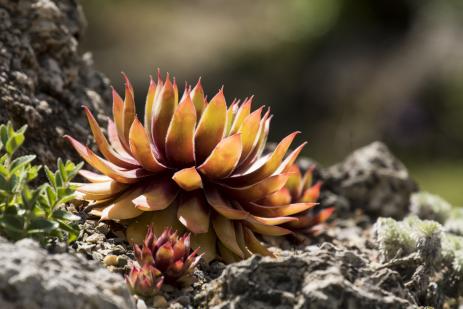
[152,295,168,308]
[175,295,190,306]
[85,233,105,244]
[103,255,118,266]
[116,255,128,267]
[91,251,104,261]
[95,222,110,235]
[136,298,148,309]
[111,245,126,255]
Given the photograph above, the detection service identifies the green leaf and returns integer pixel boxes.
[0,124,8,146]
[57,158,67,182]
[53,209,81,221]
[16,125,27,135]
[28,218,59,233]
[69,162,84,179]
[0,174,9,191]
[45,185,57,208]
[5,133,25,156]
[56,220,79,243]
[0,214,25,236]
[27,165,41,181]
[21,186,43,211]
[9,155,36,175]
[44,166,56,188]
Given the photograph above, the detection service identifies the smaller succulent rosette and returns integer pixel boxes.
[126,264,163,298]
[126,226,201,297]
[262,164,334,235]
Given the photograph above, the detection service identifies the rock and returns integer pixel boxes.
[152,295,168,308]
[323,141,417,218]
[103,254,119,267]
[0,0,110,167]
[96,222,111,235]
[85,233,106,244]
[0,237,135,309]
[195,242,415,308]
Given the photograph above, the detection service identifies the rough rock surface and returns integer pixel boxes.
[195,242,415,309]
[323,141,417,219]
[0,237,135,309]
[0,0,110,166]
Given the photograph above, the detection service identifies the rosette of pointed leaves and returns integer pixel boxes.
[126,264,163,298]
[126,226,200,297]
[66,72,315,263]
[262,164,334,234]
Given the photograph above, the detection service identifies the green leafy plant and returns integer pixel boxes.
[0,121,83,244]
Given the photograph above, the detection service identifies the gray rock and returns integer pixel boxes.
[195,242,415,309]
[0,0,110,167]
[0,237,135,309]
[323,141,417,218]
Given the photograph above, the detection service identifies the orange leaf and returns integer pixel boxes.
[235,110,271,172]
[285,164,303,200]
[243,227,274,257]
[191,230,217,263]
[100,188,145,220]
[238,107,263,162]
[177,192,210,234]
[229,98,252,135]
[234,222,252,258]
[83,106,138,169]
[198,133,242,179]
[244,216,293,236]
[79,170,112,183]
[194,89,227,163]
[212,213,244,258]
[244,201,317,217]
[258,187,292,206]
[122,73,136,144]
[275,142,307,174]
[107,119,131,157]
[132,177,178,211]
[76,180,128,200]
[301,182,322,203]
[203,185,249,220]
[221,173,290,202]
[225,100,239,135]
[165,93,196,166]
[112,88,130,152]
[144,76,157,140]
[226,131,299,186]
[172,167,203,191]
[152,77,177,158]
[129,118,168,172]
[65,135,150,184]
[190,79,207,118]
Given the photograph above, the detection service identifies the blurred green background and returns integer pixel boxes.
[80,0,463,206]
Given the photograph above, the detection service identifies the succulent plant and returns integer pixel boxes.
[262,164,333,234]
[126,226,200,297]
[66,71,315,262]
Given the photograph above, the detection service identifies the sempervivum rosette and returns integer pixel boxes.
[264,164,334,236]
[66,71,316,263]
[126,226,200,297]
